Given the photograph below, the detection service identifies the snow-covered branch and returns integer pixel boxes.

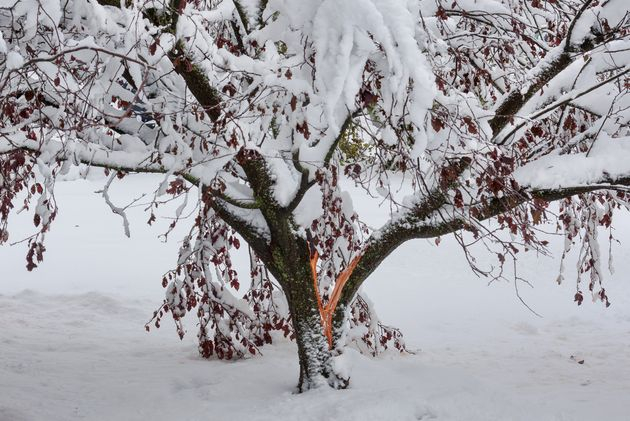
[2,0,630,390]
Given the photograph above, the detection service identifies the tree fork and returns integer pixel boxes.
[268,242,349,391]
[307,242,362,348]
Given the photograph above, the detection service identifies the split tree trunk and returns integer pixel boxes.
[233,161,354,392]
[283,263,350,392]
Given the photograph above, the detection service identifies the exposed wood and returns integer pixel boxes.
[308,243,362,348]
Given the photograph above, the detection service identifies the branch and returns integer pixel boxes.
[564,0,596,53]
[0,135,168,175]
[488,0,599,138]
[1,140,271,261]
[286,150,315,212]
[489,53,572,137]
[338,171,630,307]
[167,42,222,122]
[97,0,222,122]
[97,173,131,238]
[210,195,272,262]
[236,148,280,214]
[0,45,154,96]
[286,113,356,212]
[233,0,250,34]
[324,114,356,166]
[216,193,260,209]
[497,66,630,145]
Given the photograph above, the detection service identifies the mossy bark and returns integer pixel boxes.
[289,287,342,392]
[269,246,349,392]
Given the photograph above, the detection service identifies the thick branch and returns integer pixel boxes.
[97,0,222,122]
[234,148,300,270]
[339,173,630,307]
[489,53,572,137]
[210,196,272,263]
[488,0,598,138]
[498,66,630,144]
[168,42,222,122]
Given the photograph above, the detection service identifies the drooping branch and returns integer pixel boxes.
[203,192,273,264]
[0,141,271,263]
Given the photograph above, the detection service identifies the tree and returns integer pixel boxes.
[1,0,629,391]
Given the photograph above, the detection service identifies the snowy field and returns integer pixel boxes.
[2,175,630,421]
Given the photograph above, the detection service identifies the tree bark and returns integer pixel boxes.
[291,303,344,392]
[280,258,349,392]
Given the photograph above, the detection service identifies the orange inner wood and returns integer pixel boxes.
[308,245,362,348]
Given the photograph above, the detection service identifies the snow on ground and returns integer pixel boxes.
[1,175,630,420]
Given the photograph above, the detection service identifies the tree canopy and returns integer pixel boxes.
[1,0,629,390]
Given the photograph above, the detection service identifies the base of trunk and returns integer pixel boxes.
[295,315,350,392]
[297,358,350,392]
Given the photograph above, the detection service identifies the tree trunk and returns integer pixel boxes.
[284,265,350,392]
[262,216,353,391]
